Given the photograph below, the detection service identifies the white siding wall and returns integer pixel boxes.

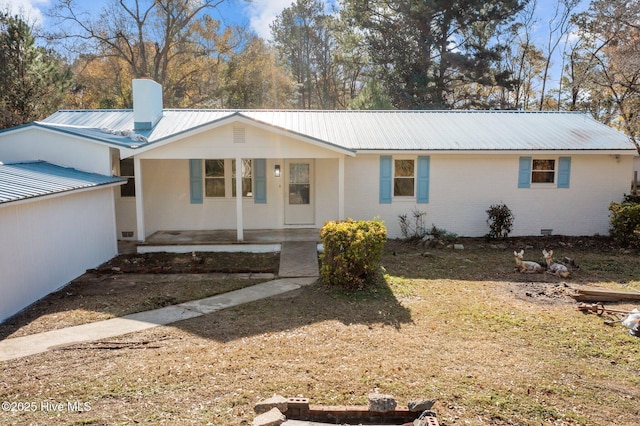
[0,128,112,175]
[345,153,632,238]
[0,189,118,322]
[136,123,344,160]
[315,158,340,225]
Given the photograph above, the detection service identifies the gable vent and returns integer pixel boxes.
[233,127,246,144]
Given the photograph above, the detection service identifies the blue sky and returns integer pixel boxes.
[0,0,585,42]
[0,0,335,40]
[0,0,586,88]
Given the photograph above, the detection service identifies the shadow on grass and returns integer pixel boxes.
[173,278,414,343]
[0,273,269,341]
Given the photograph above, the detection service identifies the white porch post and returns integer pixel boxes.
[338,155,345,220]
[134,156,145,242]
[235,156,244,242]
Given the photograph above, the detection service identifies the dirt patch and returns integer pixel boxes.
[506,281,577,304]
[92,251,280,274]
[0,251,280,340]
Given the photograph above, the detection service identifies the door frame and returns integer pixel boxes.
[283,159,315,226]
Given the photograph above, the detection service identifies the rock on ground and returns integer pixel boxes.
[253,407,286,426]
[408,399,435,412]
[368,393,397,413]
[254,394,288,414]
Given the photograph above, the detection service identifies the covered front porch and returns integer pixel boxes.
[136,228,321,253]
[118,114,355,244]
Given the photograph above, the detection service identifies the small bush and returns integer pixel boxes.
[398,208,428,241]
[609,202,640,248]
[319,218,387,290]
[429,224,458,242]
[623,192,640,203]
[486,203,514,239]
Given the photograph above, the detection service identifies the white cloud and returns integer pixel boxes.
[0,0,49,26]
[243,0,292,40]
[243,0,340,40]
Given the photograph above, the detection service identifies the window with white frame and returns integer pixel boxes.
[204,159,253,198]
[531,159,556,184]
[394,159,415,196]
[205,159,225,197]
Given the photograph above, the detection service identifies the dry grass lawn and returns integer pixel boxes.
[0,237,639,425]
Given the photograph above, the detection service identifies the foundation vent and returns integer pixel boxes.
[540,228,553,236]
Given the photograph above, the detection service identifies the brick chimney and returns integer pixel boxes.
[132,79,163,131]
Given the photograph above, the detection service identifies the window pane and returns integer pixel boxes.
[289,163,310,184]
[394,178,415,196]
[532,159,555,183]
[289,184,310,204]
[205,178,225,197]
[532,171,555,183]
[119,158,135,197]
[120,178,135,197]
[533,159,555,171]
[232,159,252,177]
[394,159,414,177]
[232,160,252,197]
[120,158,134,176]
[232,178,253,197]
[205,159,225,177]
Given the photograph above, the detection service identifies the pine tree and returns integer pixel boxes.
[0,13,72,128]
[343,0,526,109]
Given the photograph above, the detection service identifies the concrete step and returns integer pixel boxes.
[279,241,319,278]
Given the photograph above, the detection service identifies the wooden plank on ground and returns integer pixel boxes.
[571,287,640,302]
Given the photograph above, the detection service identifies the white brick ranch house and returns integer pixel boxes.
[0,78,635,321]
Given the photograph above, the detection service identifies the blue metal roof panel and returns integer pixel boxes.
[0,161,125,205]
[40,109,636,151]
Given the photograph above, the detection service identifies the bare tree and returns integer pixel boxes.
[574,0,640,153]
[538,0,581,110]
[47,0,229,107]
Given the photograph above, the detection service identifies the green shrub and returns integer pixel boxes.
[429,224,458,242]
[486,203,514,239]
[319,218,387,290]
[609,202,640,248]
[623,192,640,203]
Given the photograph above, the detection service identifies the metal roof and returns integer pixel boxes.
[0,161,125,205]
[39,109,636,152]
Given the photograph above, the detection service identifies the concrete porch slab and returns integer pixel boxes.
[140,228,320,245]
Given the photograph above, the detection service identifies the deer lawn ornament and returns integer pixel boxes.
[513,250,544,273]
[542,249,570,278]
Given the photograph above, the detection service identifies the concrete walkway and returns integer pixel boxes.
[0,243,319,362]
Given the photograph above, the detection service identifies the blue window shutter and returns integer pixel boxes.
[416,156,430,203]
[189,159,203,204]
[518,157,532,188]
[254,159,266,203]
[379,156,392,204]
[558,157,571,188]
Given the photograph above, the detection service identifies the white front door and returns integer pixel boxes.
[284,160,315,225]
